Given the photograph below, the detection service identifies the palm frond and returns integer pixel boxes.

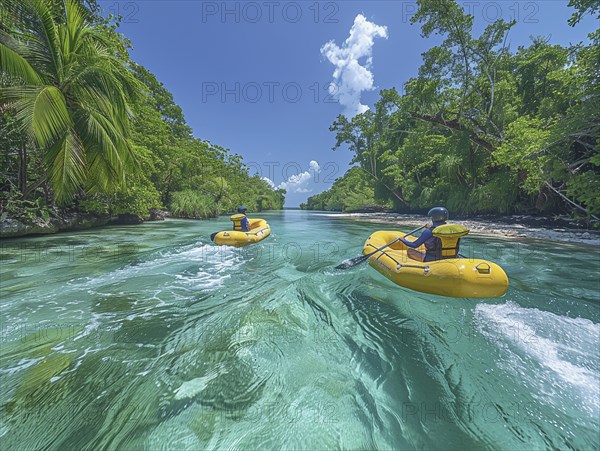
[46,128,86,204]
[31,85,73,148]
[0,32,43,84]
[1,0,142,204]
[30,0,63,80]
[73,105,135,191]
[62,0,88,57]
[3,0,62,80]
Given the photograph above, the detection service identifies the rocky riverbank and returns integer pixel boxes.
[0,209,170,239]
[322,212,600,245]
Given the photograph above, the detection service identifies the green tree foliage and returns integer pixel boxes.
[307,1,598,221]
[0,0,285,222]
[170,190,218,219]
[301,167,389,211]
[568,0,600,26]
[0,0,143,204]
[122,62,285,218]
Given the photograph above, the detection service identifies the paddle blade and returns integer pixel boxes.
[210,232,218,241]
[335,227,421,271]
[335,254,369,270]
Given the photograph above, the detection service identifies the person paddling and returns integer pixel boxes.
[231,206,250,232]
[401,207,467,262]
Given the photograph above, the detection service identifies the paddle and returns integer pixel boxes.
[335,225,426,270]
[210,232,218,241]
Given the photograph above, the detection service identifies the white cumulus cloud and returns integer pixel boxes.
[320,14,388,117]
[278,160,320,194]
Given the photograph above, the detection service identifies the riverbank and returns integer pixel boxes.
[4,208,599,245]
[323,212,600,245]
[0,209,169,239]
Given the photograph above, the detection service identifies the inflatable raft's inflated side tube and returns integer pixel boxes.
[362,231,509,298]
[213,219,271,247]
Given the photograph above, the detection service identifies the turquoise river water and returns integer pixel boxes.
[0,210,598,450]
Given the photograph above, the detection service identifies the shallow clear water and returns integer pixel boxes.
[1,210,598,450]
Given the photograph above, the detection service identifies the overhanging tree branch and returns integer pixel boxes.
[411,113,496,152]
[544,180,599,220]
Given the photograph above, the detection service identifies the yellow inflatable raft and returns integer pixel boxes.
[363,230,509,298]
[212,218,271,247]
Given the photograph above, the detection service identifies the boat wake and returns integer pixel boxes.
[475,302,600,418]
[74,243,243,292]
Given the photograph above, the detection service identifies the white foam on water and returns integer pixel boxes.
[174,245,241,289]
[475,302,600,415]
[175,272,232,290]
[74,244,242,292]
[0,358,42,375]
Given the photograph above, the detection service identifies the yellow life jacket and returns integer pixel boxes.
[431,224,469,258]
[230,214,246,231]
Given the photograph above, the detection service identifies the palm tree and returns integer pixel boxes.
[0,0,142,204]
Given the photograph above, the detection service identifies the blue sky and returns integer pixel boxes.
[100,1,598,207]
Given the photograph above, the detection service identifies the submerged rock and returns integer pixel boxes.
[2,326,83,414]
[4,353,72,413]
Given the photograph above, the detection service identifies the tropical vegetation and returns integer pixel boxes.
[0,0,284,230]
[302,0,599,223]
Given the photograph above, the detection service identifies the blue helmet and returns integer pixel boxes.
[428,206,449,222]
[237,206,247,214]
